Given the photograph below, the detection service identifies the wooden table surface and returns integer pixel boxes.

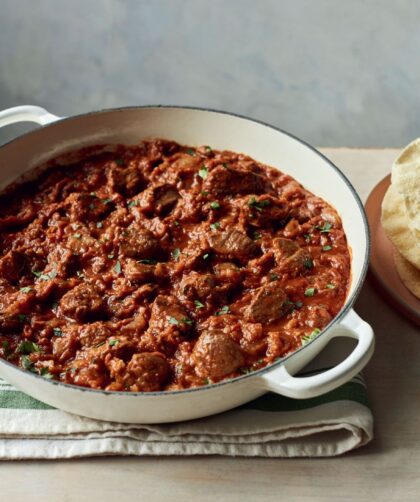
[2,148,419,502]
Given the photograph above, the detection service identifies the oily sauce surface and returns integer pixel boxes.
[0,140,351,391]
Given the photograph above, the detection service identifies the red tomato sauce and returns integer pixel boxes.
[0,140,350,391]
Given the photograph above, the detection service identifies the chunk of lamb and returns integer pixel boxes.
[244,282,288,323]
[203,166,265,195]
[65,193,109,222]
[68,351,108,389]
[149,295,191,334]
[47,246,76,278]
[303,305,332,329]
[245,195,289,227]
[60,283,105,322]
[123,352,170,391]
[179,272,216,301]
[138,183,180,216]
[120,227,160,259]
[123,258,155,283]
[78,322,112,348]
[107,163,145,196]
[213,262,242,285]
[208,229,258,260]
[192,330,244,379]
[0,250,26,283]
[52,330,80,362]
[273,238,313,275]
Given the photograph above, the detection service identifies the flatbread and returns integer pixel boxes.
[391,139,420,239]
[381,184,420,269]
[394,250,420,300]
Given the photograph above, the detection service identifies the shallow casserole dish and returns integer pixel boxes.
[0,105,374,423]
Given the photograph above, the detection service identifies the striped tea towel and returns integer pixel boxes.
[0,372,372,459]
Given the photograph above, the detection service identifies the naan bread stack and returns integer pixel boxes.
[381,139,420,299]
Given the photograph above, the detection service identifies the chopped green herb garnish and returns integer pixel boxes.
[204,145,212,152]
[38,274,51,281]
[172,248,181,261]
[202,253,209,260]
[128,200,138,208]
[138,259,157,265]
[326,283,336,289]
[304,287,316,297]
[96,222,103,229]
[108,254,114,259]
[210,201,220,210]
[90,192,97,197]
[102,198,113,205]
[286,300,304,312]
[269,273,279,281]
[174,221,180,226]
[210,222,220,231]
[76,271,84,278]
[18,340,40,354]
[314,221,333,233]
[2,340,10,357]
[303,258,314,269]
[89,203,95,210]
[19,286,33,294]
[108,339,119,347]
[18,314,28,323]
[198,166,208,179]
[53,328,63,337]
[304,234,311,241]
[322,245,332,251]
[216,305,230,316]
[168,316,192,326]
[114,260,122,274]
[115,158,125,166]
[73,233,81,239]
[186,148,195,156]
[204,378,211,385]
[181,317,193,326]
[248,197,271,212]
[222,163,230,169]
[21,355,35,372]
[194,300,205,309]
[39,368,54,379]
[201,190,209,196]
[302,328,321,345]
[32,269,57,281]
[253,232,262,240]
[282,299,295,312]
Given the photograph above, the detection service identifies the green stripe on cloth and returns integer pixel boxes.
[0,389,53,410]
[0,376,368,413]
[241,380,368,412]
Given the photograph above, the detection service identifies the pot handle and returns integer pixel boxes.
[257,309,375,399]
[0,105,60,128]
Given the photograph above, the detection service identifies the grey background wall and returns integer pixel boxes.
[0,0,418,147]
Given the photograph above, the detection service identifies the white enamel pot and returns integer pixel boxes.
[0,105,374,423]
